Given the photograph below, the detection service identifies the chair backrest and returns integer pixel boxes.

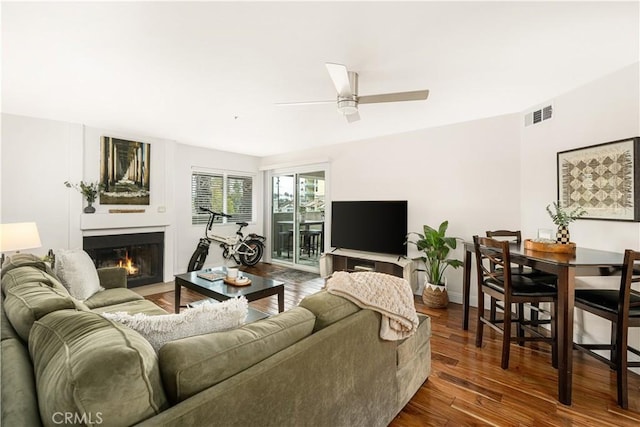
[619,249,640,320]
[486,230,522,243]
[485,230,522,272]
[473,235,513,293]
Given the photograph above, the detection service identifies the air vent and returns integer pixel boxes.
[524,103,553,127]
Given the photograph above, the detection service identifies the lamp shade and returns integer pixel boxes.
[0,222,42,252]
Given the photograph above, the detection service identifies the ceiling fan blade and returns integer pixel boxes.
[325,63,353,97]
[275,100,335,106]
[345,111,361,123]
[358,89,429,104]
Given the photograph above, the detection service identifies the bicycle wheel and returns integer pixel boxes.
[239,240,264,266]
[187,245,209,272]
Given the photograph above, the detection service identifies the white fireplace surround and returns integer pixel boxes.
[80,212,170,232]
[79,212,173,284]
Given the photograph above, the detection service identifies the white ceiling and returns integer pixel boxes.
[2,1,639,157]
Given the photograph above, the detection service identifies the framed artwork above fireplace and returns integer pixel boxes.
[100,136,151,205]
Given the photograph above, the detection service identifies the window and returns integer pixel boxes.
[191,171,253,224]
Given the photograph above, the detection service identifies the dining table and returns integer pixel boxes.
[461,240,624,405]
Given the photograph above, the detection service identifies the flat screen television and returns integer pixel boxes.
[331,200,407,256]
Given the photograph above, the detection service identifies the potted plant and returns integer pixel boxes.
[546,201,586,244]
[406,220,463,308]
[64,181,102,213]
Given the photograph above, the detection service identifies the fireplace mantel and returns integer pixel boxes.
[80,212,170,231]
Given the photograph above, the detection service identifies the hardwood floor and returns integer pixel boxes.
[142,263,640,426]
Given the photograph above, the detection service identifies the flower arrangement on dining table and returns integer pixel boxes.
[545,201,586,244]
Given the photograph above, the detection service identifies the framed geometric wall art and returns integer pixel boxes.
[557,137,640,221]
[100,136,151,205]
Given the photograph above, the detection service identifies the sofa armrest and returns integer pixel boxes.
[298,290,360,332]
[97,267,127,289]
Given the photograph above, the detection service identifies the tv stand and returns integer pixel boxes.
[320,249,416,292]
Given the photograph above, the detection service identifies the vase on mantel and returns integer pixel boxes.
[84,201,96,214]
[556,225,570,244]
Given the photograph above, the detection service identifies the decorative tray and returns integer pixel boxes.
[223,277,252,287]
[524,239,576,254]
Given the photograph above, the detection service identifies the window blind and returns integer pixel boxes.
[226,175,253,222]
[191,173,224,224]
[191,172,253,224]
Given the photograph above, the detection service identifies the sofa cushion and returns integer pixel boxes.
[298,290,360,332]
[1,262,69,297]
[3,281,76,341]
[91,299,168,316]
[53,249,102,300]
[159,306,316,403]
[96,266,127,289]
[1,294,19,341]
[29,310,168,427]
[0,252,49,279]
[103,297,248,351]
[1,338,41,427]
[83,287,144,309]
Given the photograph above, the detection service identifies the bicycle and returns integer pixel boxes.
[187,207,266,271]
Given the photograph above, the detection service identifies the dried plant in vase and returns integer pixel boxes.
[64,181,102,213]
[546,201,586,244]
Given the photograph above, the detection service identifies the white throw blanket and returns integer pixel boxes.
[325,271,419,341]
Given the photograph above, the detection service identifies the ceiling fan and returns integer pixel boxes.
[276,63,429,123]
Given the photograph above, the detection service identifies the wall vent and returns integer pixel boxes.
[524,103,553,127]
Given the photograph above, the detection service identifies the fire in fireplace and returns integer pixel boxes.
[118,251,139,275]
[83,232,164,287]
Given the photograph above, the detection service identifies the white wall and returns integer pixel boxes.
[261,113,523,302]
[1,114,83,254]
[173,143,262,273]
[521,62,640,249]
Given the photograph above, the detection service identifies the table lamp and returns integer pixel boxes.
[0,222,42,266]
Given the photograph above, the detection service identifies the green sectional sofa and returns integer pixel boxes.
[1,254,431,427]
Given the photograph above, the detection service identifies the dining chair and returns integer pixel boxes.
[277,229,293,258]
[574,249,640,409]
[485,230,558,332]
[473,235,558,369]
[299,230,320,257]
[485,230,557,279]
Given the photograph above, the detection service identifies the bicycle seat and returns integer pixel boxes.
[236,222,249,227]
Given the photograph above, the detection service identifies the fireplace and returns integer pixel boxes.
[83,232,164,288]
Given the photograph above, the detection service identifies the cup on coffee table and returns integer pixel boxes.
[226,267,239,281]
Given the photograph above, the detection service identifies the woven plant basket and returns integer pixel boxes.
[422,283,449,308]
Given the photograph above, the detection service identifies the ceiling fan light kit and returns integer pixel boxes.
[337,98,358,115]
[277,62,429,123]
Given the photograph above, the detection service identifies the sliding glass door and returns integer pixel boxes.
[271,166,326,270]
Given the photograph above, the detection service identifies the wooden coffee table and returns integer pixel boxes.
[174,268,285,314]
